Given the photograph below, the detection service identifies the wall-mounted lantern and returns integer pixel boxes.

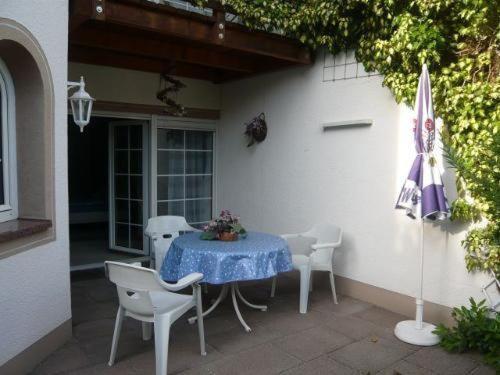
[68,76,94,132]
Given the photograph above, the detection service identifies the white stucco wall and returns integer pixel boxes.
[0,0,71,365]
[217,53,488,309]
[68,62,221,110]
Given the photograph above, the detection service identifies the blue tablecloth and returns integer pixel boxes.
[160,231,292,284]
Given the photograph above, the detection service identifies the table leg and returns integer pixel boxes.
[231,283,252,333]
[234,283,267,311]
[188,284,229,324]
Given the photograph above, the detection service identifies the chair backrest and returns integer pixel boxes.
[145,216,198,271]
[145,215,197,240]
[305,222,342,246]
[105,261,166,316]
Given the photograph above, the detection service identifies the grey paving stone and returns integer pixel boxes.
[207,322,282,354]
[405,347,481,375]
[273,325,353,361]
[353,306,408,329]
[377,359,437,374]
[310,295,373,317]
[329,337,414,373]
[281,356,358,375]
[122,343,223,375]
[31,342,90,375]
[181,343,300,375]
[470,364,497,375]
[34,275,484,375]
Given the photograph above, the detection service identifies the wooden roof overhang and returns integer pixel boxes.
[69,0,313,83]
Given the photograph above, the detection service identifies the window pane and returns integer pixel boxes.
[129,151,142,174]
[130,225,143,250]
[157,176,183,200]
[158,129,184,149]
[130,176,142,199]
[115,199,129,223]
[129,126,142,149]
[114,126,128,149]
[114,151,128,174]
[157,201,184,217]
[186,199,212,223]
[186,176,212,199]
[115,224,129,247]
[157,150,184,175]
[186,131,213,150]
[130,200,143,224]
[115,175,128,198]
[186,151,212,174]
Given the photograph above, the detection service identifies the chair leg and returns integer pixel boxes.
[270,276,277,298]
[142,322,153,341]
[108,306,125,366]
[309,272,314,292]
[299,267,311,314]
[154,314,171,375]
[195,285,207,356]
[329,271,338,304]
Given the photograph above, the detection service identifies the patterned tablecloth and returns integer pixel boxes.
[160,231,292,284]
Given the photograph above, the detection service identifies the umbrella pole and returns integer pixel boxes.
[415,219,425,329]
[394,218,440,346]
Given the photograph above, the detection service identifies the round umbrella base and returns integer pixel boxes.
[394,320,440,346]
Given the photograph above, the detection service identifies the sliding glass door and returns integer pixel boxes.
[109,121,149,254]
[155,127,215,228]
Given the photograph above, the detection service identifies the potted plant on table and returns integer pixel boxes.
[201,210,247,241]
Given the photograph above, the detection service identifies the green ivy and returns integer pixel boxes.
[200,0,500,277]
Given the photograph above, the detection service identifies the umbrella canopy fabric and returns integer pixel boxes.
[396,64,449,220]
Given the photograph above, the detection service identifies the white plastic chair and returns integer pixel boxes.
[271,223,343,314]
[145,216,199,272]
[105,261,206,375]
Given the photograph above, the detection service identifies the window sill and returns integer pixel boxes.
[0,218,52,244]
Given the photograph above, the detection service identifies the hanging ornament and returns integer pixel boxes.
[156,73,186,116]
[244,113,267,147]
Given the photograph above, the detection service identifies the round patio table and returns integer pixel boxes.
[160,231,292,332]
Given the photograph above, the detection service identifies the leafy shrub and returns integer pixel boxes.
[434,298,500,370]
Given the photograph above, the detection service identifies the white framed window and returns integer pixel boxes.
[0,58,18,222]
[152,118,216,229]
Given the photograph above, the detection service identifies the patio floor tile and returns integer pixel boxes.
[310,295,373,317]
[180,343,300,375]
[121,343,223,375]
[404,347,481,375]
[376,359,437,374]
[206,322,282,354]
[281,356,358,375]
[272,325,353,361]
[31,341,90,375]
[32,272,495,374]
[353,306,408,328]
[470,364,498,375]
[329,336,414,373]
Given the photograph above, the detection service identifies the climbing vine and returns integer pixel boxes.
[199,0,500,276]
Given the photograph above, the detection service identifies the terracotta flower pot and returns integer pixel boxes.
[218,232,238,241]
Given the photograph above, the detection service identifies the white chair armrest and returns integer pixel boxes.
[311,241,341,250]
[158,272,204,292]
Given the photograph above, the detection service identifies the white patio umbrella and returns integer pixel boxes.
[395,64,449,346]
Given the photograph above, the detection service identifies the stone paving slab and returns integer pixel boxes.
[31,272,493,375]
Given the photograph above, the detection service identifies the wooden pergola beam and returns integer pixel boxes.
[70,26,257,74]
[69,45,222,81]
[80,0,311,65]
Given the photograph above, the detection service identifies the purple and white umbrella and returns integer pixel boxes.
[396,64,449,220]
[394,64,449,346]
